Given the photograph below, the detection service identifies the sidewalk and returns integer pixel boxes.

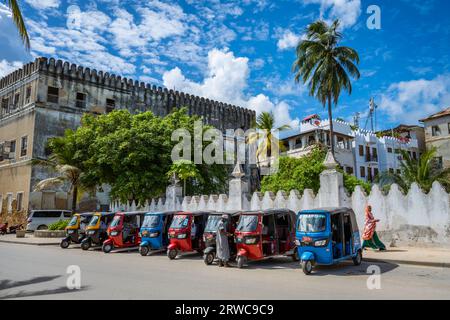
[363,246,450,268]
[0,233,60,246]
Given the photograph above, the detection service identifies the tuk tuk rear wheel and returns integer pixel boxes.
[237,256,246,269]
[302,260,313,275]
[60,239,70,249]
[353,250,362,266]
[81,240,91,251]
[102,243,113,253]
[167,249,178,260]
[140,246,150,256]
[204,252,215,265]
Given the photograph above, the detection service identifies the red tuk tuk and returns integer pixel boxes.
[102,211,146,253]
[235,209,299,268]
[167,211,211,259]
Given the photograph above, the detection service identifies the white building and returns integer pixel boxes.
[277,115,420,182]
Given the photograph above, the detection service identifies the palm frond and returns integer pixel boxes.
[34,177,67,191]
[6,0,30,50]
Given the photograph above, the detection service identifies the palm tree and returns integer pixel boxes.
[32,136,92,212]
[293,19,360,156]
[4,0,30,49]
[378,148,450,193]
[248,111,291,165]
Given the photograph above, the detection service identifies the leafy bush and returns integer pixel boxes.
[343,172,372,194]
[48,219,69,230]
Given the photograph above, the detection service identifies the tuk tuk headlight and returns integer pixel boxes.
[294,239,301,246]
[244,236,259,245]
[314,239,328,247]
[110,231,119,236]
[67,230,75,234]
[87,230,96,235]
[177,233,187,239]
[149,232,160,238]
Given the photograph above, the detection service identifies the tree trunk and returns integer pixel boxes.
[72,185,78,213]
[328,95,335,156]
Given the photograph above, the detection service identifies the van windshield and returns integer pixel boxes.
[205,215,222,232]
[68,216,78,226]
[298,214,326,233]
[142,215,160,228]
[88,216,99,227]
[170,215,189,229]
[237,215,258,232]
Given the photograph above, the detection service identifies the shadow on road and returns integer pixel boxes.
[0,275,61,291]
[0,286,89,300]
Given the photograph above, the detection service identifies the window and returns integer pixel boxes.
[13,93,20,109]
[1,98,9,114]
[387,147,393,153]
[0,195,2,214]
[20,136,28,157]
[294,137,302,149]
[432,125,441,137]
[368,168,373,182]
[9,140,16,153]
[359,145,364,156]
[106,99,115,113]
[16,192,23,212]
[76,92,86,108]
[26,86,32,104]
[345,167,354,175]
[413,152,417,160]
[6,193,13,214]
[360,166,366,178]
[372,148,378,161]
[374,168,379,178]
[47,86,59,103]
[389,168,394,174]
[448,123,450,135]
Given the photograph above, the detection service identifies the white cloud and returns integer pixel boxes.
[25,0,60,10]
[163,48,300,127]
[0,59,23,78]
[276,30,302,51]
[303,0,361,29]
[379,74,450,124]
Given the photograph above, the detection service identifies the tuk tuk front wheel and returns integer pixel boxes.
[167,249,178,260]
[81,240,91,251]
[353,250,362,266]
[301,260,313,275]
[292,249,300,262]
[139,246,150,256]
[204,252,215,265]
[237,256,246,269]
[60,239,70,249]
[102,243,113,253]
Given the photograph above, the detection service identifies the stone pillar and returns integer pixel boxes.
[228,163,249,211]
[318,151,347,208]
[166,173,183,211]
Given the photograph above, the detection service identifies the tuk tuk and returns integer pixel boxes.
[203,211,240,265]
[235,209,299,268]
[296,207,362,275]
[139,211,177,256]
[167,211,211,260]
[60,212,94,249]
[102,211,146,253]
[80,212,115,250]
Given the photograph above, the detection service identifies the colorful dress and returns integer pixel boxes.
[362,207,386,250]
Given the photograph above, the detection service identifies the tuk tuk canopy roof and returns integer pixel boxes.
[299,207,352,215]
[176,211,215,216]
[144,211,179,216]
[239,209,296,216]
[117,211,147,216]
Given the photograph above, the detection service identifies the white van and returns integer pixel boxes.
[27,210,72,231]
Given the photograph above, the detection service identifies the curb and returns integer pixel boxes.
[0,239,60,246]
[364,257,450,269]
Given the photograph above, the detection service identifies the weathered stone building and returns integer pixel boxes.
[420,107,450,169]
[0,57,255,222]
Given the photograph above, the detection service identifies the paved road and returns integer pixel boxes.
[1,242,450,300]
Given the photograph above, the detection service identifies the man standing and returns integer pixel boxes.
[216,214,231,267]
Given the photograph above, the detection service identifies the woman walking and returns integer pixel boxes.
[362,205,386,251]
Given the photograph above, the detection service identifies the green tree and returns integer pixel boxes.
[33,131,93,212]
[248,111,291,164]
[378,148,450,193]
[167,160,202,196]
[293,19,360,156]
[4,0,29,49]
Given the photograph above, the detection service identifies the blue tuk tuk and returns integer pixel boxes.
[296,207,362,275]
[139,211,177,256]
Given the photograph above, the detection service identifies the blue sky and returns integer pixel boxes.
[1,0,449,130]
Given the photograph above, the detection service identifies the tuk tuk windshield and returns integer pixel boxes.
[298,214,327,233]
[88,216,99,227]
[142,215,160,228]
[236,215,258,232]
[110,216,122,227]
[170,215,189,229]
[68,216,78,226]
[205,215,222,232]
